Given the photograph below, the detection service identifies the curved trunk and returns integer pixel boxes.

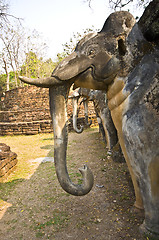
[72,97,84,134]
[49,84,94,196]
[83,99,92,126]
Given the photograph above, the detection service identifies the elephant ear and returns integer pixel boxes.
[100,11,136,37]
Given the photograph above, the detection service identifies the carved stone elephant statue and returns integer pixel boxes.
[71,87,118,150]
[68,88,92,134]
[86,89,118,149]
[19,1,159,237]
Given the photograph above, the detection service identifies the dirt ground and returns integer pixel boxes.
[0,128,146,240]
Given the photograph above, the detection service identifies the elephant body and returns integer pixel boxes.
[89,89,118,150]
[19,0,159,237]
[70,87,118,149]
[109,47,159,235]
[121,50,159,234]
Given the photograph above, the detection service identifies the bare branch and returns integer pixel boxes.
[84,0,151,11]
[84,0,92,8]
[0,0,22,28]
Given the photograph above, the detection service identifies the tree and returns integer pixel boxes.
[41,58,56,77]
[0,0,21,28]
[0,0,23,90]
[0,22,25,89]
[19,29,50,78]
[20,51,56,79]
[0,73,7,95]
[0,15,50,91]
[0,54,10,90]
[0,0,9,28]
[86,0,151,10]
[21,51,39,78]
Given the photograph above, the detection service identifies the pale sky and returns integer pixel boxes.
[9,0,144,60]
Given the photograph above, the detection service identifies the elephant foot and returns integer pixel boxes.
[134,200,144,210]
[130,205,144,216]
[140,221,159,240]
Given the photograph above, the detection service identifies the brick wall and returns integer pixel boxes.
[0,143,18,178]
[0,86,97,135]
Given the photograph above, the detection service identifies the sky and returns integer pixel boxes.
[9,0,145,60]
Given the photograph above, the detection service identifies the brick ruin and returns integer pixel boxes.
[0,85,97,135]
[0,143,18,178]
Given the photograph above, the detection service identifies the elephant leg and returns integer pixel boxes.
[139,156,159,238]
[111,106,143,210]
[123,107,159,237]
[119,138,143,209]
[83,100,92,126]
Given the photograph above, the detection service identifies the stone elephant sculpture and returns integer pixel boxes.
[72,88,124,162]
[19,0,159,237]
[72,87,118,149]
[69,88,92,134]
[87,89,118,149]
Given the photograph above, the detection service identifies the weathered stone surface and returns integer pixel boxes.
[138,0,159,41]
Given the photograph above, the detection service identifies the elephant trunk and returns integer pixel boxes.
[49,84,94,196]
[72,97,84,134]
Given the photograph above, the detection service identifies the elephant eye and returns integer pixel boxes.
[87,48,96,58]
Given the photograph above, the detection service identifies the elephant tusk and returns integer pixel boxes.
[19,76,64,88]
[72,97,84,134]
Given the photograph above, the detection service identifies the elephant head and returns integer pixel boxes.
[19,11,136,196]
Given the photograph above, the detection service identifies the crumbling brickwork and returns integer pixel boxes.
[0,143,17,178]
[0,86,97,135]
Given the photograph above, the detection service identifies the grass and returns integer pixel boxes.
[0,132,70,239]
[34,209,69,230]
[0,133,55,209]
[0,133,54,182]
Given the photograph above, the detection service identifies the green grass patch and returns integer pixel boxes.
[0,133,55,206]
[35,209,69,232]
[0,133,54,182]
[0,179,24,201]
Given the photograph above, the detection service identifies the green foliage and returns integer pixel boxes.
[20,51,57,79]
[0,71,23,93]
[56,52,68,64]
[0,74,7,93]
[20,51,40,78]
[9,71,20,88]
[42,58,57,77]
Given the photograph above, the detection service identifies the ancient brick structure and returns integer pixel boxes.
[0,86,97,135]
[0,143,18,178]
